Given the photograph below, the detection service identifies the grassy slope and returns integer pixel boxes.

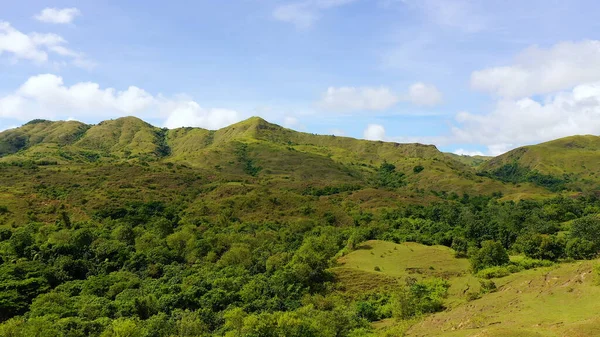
[407,260,600,337]
[333,240,480,306]
[481,135,600,190]
[444,153,491,167]
[334,241,600,337]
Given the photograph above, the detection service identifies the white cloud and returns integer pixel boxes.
[318,82,442,111]
[453,148,485,156]
[471,40,600,98]
[273,0,357,29]
[451,82,600,154]
[0,74,243,130]
[0,21,92,67]
[283,116,300,127]
[35,8,81,24]
[319,86,399,111]
[406,82,442,106]
[363,124,386,141]
[162,103,240,129]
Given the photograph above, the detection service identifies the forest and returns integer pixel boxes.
[1,193,599,336]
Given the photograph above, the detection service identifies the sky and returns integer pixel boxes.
[1,0,600,155]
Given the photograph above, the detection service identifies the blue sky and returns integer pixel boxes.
[2,0,600,155]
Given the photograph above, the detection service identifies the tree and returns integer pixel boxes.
[469,240,509,272]
[566,238,597,260]
[570,216,600,248]
[521,234,565,261]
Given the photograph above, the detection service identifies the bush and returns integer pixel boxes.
[512,258,554,270]
[470,241,509,272]
[466,291,481,301]
[413,165,424,174]
[477,266,510,279]
[566,238,597,260]
[570,215,600,247]
[521,234,565,261]
[479,279,497,294]
[392,278,449,319]
[355,301,378,321]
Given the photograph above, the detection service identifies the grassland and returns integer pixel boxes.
[333,241,600,337]
[407,260,600,337]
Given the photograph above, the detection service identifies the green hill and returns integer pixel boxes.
[1,117,600,337]
[480,135,600,192]
[444,153,491,167]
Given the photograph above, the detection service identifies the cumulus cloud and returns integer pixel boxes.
[407,82,442,106]
[451,82,600,154]
[471,40,600,98]
[273,0,357,29]
[453,148,485,156]
[35,8,81,24]
[0,74,242,130]
[319,86,399,111]
[319,82,442,112]
[0,21,92,67]
[363,124,386,141]
[283,116,300,128]
[162,103,240,129]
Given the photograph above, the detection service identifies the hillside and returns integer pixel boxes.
[0,116,551,225]
[480,135,600,191]
[1,117,600,337]
[444,153,491,167]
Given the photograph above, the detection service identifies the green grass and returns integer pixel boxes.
[407,260,600,336]
[336,240,469,278]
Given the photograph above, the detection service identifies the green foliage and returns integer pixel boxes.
[2,117,600,335]
[570,215,600,248]
[392,278,450,319]
[566,238,598,260]
[373,161,406,189]
[484,162,567,191]
[234,142,262,176]
[521,234,565,261]
[477,266,510,279]
[469,241,509,272]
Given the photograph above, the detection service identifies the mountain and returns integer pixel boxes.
[480,135,600,191]
[0,116,550,225]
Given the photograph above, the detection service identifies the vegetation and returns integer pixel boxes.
[0,117,600,336]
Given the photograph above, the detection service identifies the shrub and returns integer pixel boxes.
[477,266,510,279]
[521,234,565,261]
[570,215,600,247]
[466,291,481,301]
[470,241,509,272]
[566,238,597,260]
[355,301,378,321]
[479,279,497,293]
[512,258,554,270]
[413,165,424,174]
[392,278,449,319]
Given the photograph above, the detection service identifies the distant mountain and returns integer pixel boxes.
[444,153,491,167]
